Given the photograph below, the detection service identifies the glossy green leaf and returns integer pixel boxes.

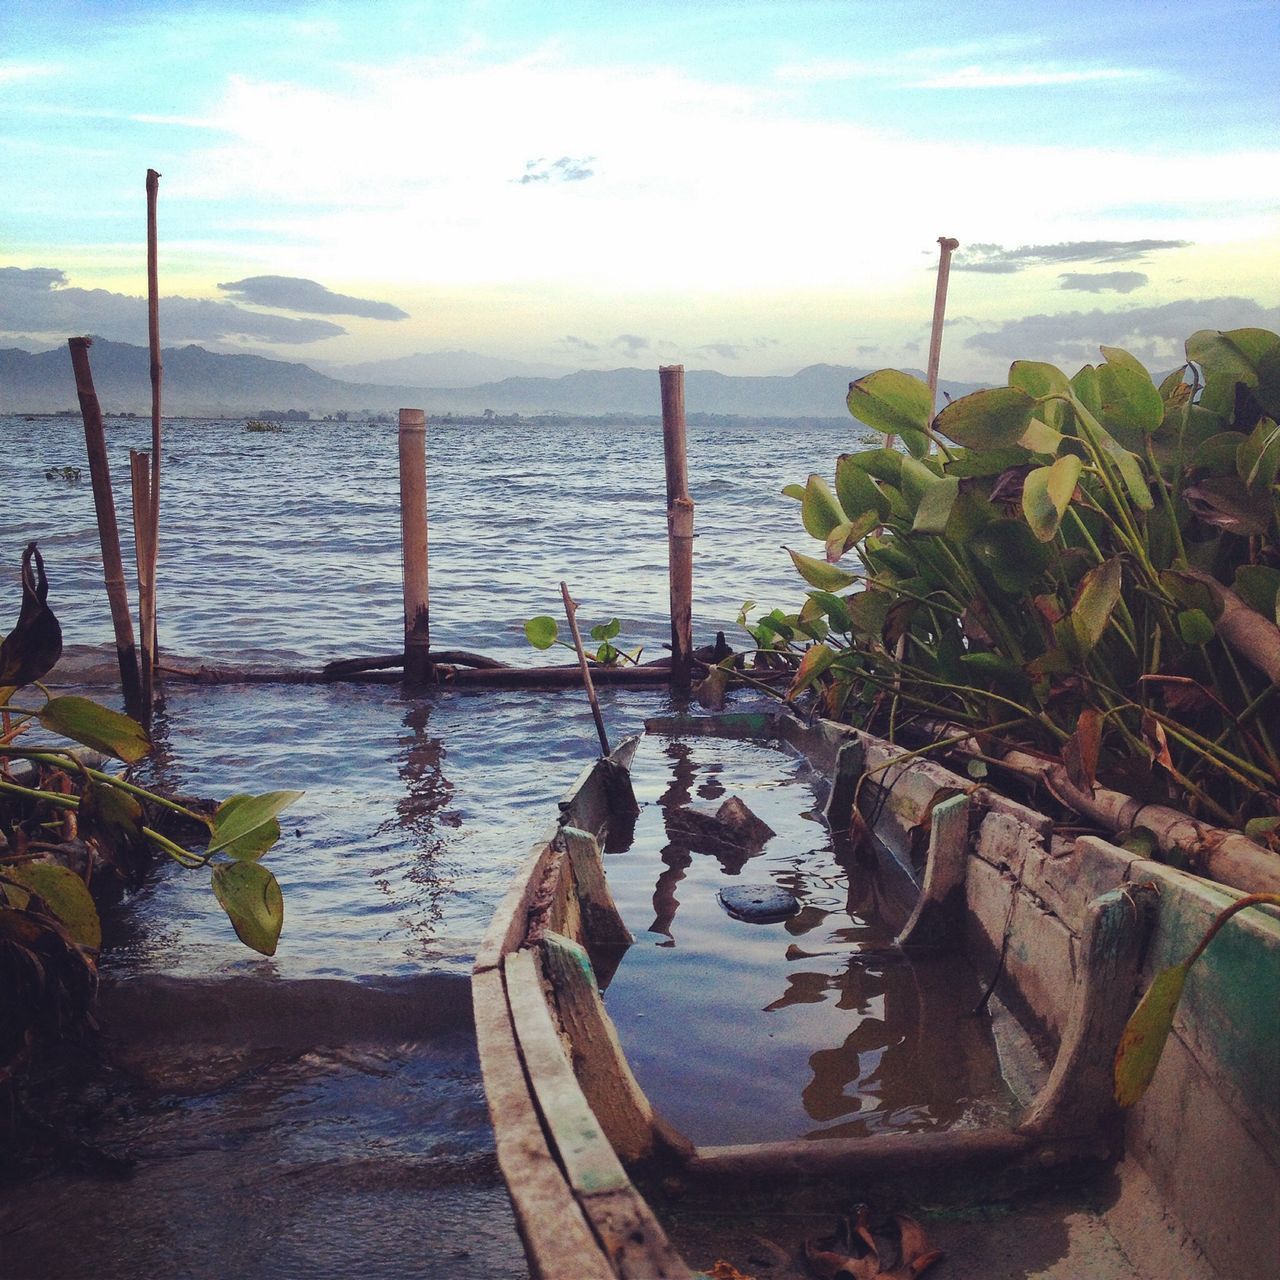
[1186,328,1279,419]
[912,476,960,535]
[942,447,1029,479]
[837,448,903,485]
[212,861,284,956]
[207,790,303,857]
[1245,817,1280,840]
[1256,343,1280,418]
[801,473,847,539]
[38,696,150,763]
[1009,360,1071,400]
[78,781,146,854]
[1114,962,1188,1107]
[1177,608,1215,646]
[1022,455,1082,543]
[787,549,859,591]
[781,482,807,501]
[935,387,1036,450]
[899,427,930,459]
[1018,418,1065,456]
[845,590,893,642]
[835,455,889,520]
[589,617,621,642]
[863,537,917,579]
[4,862,102,950]
[1193,431,1248,474]
[845,369,933,437]
[213,796,281,861]
[524,616,558,649]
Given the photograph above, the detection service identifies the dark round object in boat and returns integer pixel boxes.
[717,883,800,923]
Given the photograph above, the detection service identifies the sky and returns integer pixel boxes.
[3,0,1279,383]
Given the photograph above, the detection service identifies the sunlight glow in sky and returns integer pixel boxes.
[3,0,1279,381]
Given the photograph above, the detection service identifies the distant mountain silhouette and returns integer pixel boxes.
[0,339,982,418]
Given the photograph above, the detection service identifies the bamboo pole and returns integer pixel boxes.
[398,408,431,685]
[926,236,960,417]
[144,168,162,702]
[129,451,155,722]
[69,337,144,717]
[560,582,610,756]
[659,365,694,693]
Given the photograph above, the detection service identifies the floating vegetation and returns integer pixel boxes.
[43,466,81,483]
[245,419,285,433]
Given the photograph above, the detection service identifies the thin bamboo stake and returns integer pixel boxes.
[398,408,431,685]
[129,450,155,721]
[926,235,960,418]
[69,337,144,717]
[560,582,610,756]
[659,364,694,693]
[883,235,959,451]
[144,168,162,698]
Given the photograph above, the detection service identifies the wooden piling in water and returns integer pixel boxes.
[69,337,144,717]
[560,582,611,756]
[398,408,431,685]
[143,168,163,711]
[659,365,694,693]
[129,450,156,723]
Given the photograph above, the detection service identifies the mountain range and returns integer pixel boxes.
[0,339,982,419]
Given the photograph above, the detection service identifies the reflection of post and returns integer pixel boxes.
[398,408,431,685]
[649,742,698,940]
[659,365,694,693]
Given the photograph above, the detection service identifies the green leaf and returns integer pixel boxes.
[1114,962,1189,1107]
[213,797,281,861]
[38,696,150,763]
[1193,431,1249,474]
[1182,476,1273,537]
[912,476,960,535]
[1177,608,1215,646]
[787,549,859,591]
[825,510,880,563]
[838,448,903,485]
[899,427,930,459]
[1233,565,1280,618]
[787,643,836,699]
[4,863,102,950]
[524,616,558,649]
[211,861,284,956]
[1067,557,1124,658]
[78,780,146,854]
[1018,418,1065,456]
[207,790,303,857]
[845,369,933,437]
[960,652,1031,697]
[1245,817,1280,840]
[801,473,847,539]
[1098,347,1164,448]
[846,589,893,642]
[806,590,852,633]
[1022,455,1082,543]
[1237,419,1280,493]
[1009,360,1071,401]
[1186,328,1280,420]
[781,482,807,501]
[589,617,621,642]
[935,387,1036,450]
[835,454,889,520]
[969,519,1052,594]
[1070,364,1102,418]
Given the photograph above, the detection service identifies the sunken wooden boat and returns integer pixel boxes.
[472,709,1279,1280]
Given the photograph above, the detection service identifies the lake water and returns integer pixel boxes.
[1,409,878,1279]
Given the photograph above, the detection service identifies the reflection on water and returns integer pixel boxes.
[603,732,1016,1146]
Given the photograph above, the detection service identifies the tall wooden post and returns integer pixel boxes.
[398,408,431,685]
[659,365,694,692]
[143,168,163,707]
[69,337,144,717]
[129,451,155,725]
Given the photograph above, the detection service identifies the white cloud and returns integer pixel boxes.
[0,61,59,84]
[907,66,1152,90]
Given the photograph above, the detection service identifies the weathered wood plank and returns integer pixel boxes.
[561,826,634,949]
[897,792,970,948]
[686,1127,1038,1184]
[504,950,691,1276]
[471,967,607,1279]
[473,832,560,974]
[1019,886,1156,1139]
[540,931,693,1168]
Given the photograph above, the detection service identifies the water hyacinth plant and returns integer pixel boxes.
[774,329,1280,834]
